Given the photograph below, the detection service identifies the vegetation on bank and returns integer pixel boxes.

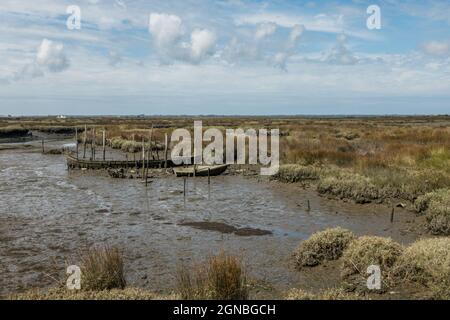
[0,126,29,138]
[8,287,178,300]
[414,188,450,235]
[295,227,355,268]
[177,251,248,300]
[291,228,450,299]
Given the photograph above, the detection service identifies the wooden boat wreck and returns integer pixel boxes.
[173,164,228,177]
[65,153,177,170]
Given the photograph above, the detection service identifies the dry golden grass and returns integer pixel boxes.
[394,237,450,299]
[295,227,355,268]
[177,251,248,300]
[340,236,403,291]
[285,287,364,300]
[8,287,178,300]
[80,246,126,291]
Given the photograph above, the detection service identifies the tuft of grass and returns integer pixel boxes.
[273,165,321,183]
[80,246,126,291]
[414,189,450,235]
[8,287,178,300]
[394,237,450,299]
[317,171,379,204]
[285,287,364,300]
[177,251,248,300]
[294,227,355,268]
[341,236,403,289]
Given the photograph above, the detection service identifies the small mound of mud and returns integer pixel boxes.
[179,221,272,236]
[234,227,272,236]
[44,149,63,155]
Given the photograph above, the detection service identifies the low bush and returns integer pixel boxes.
[341,236,403,289]
[394,237,450,299]
[295,227,355,268]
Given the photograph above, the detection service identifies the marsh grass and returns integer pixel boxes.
[285,287,364,300]
[80,246,126,291]
[8,287,178,300]
[177,251,248,300]
[340,236,403,291]
[295,227,355,268]
[393,237,450,299]
[414,189,450,235]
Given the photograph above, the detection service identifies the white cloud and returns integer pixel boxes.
[325,34,358,65]
[10,38,69,82]
[255,22,277,40]
[422,41,450,57]
[190,29,217,62]
[149,13,183,49]
[148,13,216,64]
[36,39,69,72]
[272,24,304,70]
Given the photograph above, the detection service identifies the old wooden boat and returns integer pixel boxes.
[65,152,175,170]
[173,164,228,177]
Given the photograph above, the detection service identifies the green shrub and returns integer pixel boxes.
[295,227,355,268]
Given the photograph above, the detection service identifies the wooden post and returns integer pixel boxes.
[102,130,106,161]
[141,137,145,180]
[183,177,187,204]
[83,124,87,159]
[208,168,210,185]
[164,133,168,169]
[93,128,96,160]
[390,207,395,223]
[75,127,78,159]
[41,139,44,153]
[307,199,311,211]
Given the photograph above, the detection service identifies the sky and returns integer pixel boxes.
[0,0,449,115]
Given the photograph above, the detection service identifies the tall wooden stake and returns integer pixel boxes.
[141,137,145,180]
[102,130,106,161]
[390,207,395,223]
[164,133,168,169]
[75,127,78,159]
[83,124,87,159]
[41,139,44,153]
[93,128,96,160]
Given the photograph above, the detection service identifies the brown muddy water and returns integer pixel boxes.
[0,140,423,298]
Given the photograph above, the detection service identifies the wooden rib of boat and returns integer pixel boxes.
[173,164,228,177]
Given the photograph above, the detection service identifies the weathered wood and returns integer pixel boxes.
[83,124,87,159]
[390,207,395,223]
[75,127,78,160]
[164,133,168,169]
[102,130,106,161]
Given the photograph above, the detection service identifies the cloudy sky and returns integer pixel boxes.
[0,0,449,115]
